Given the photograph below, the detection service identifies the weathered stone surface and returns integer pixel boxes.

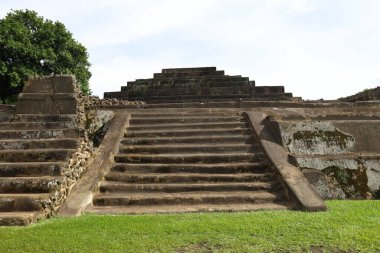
[22,75,76,93]
[364,160,380,192]
[272,106,380,199]
[104,67,293,101]
[3,71,379,224]
[0,74,93,226]
[85,110,114,146]
[280,121,355,155]
[16,75,78,115]
[245,111,326,211]
[16,93,77,114]
[59,112,130,216]
[302,169,346,199]
[73,110,294,215]
[340,86,380,102]
[83,96,144,109]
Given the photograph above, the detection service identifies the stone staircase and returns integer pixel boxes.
[0,75,88,226]
[0,114,81,225]
[88,110,291,214]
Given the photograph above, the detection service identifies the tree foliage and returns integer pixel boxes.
[0,9,91,103]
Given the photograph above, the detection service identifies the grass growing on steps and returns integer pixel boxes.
[0,200,379,253]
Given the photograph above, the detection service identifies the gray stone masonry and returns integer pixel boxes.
[104,67,293,102]
[16,75,78,114]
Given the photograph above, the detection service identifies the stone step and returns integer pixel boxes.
[87,202,290,215]
[125,75,246,86]
[120,135,254,145]
[0,162,65,177]
[157,77,249,85]
[93,191,282,206]
[118,144,256,154]
[0,139,79,150]
[105,172,272,183]
[125,76,250,88]
[125,128,252,138]
[128,76,242,88]
[111,162,270,174]
[114,153,265,164]
[142,98,246,105]
[11,114,77,122]
[0,211,41,226]
[162,67,218,73]
[126,87,250,97]
[0,176,62,193]
[128,121,247,131]
[138,94,251,101]
[0,129,81,140]
[0,121,75,130]
[0,149,75,163]
[0,193,50,211]
[130,112,241,118]
[100,181,275,194]
[123,82,250,92]
[129,116,243,125]
[154,70,225,79]
[255,93,293,99]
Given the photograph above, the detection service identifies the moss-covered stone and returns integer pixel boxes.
[322,162,369,198]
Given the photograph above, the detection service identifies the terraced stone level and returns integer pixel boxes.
[0,114,80,226]
[104,67,293,101]
[90,111,290,214]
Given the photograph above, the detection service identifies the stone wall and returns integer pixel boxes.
[270,107,380,199]
[83,96,144,108]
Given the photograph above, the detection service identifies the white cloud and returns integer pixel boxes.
[1,0,380,99]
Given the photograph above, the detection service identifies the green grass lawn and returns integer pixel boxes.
[0,200,379,253]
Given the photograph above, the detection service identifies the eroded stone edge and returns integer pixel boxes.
[58,111,130,216]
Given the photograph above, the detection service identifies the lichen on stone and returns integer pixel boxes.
[281,121,355,155]
[292,129,354,150]
[321,162,369,198]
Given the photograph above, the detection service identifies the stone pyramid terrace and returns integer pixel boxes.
[104,67,293,102]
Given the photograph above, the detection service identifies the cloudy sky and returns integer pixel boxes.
[1,0,380,99]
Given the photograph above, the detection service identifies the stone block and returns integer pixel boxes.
[22,75,76,93]
[16,75,78,114]
[16,93,77,114]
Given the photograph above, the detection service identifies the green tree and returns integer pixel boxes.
[0,9,91,103]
